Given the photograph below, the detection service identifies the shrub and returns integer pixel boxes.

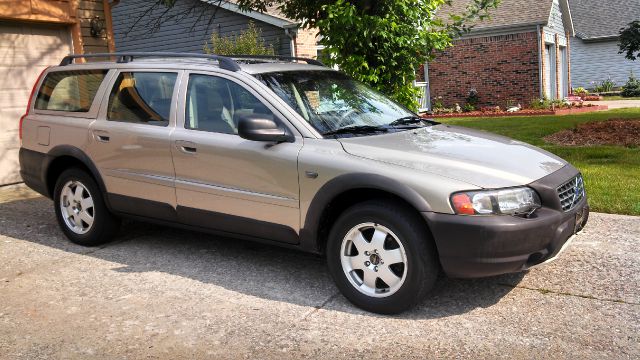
[572,87,588,97]
[592,77,616,93]
[466,88,479,106]
[621,73,640,97]
[462,103,476,112]
[203,21,275,56]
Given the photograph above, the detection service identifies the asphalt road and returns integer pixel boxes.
[0,184,638,359]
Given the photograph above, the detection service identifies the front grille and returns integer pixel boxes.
[557,174,585,212]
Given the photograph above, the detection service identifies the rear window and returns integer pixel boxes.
[35,70,108,112]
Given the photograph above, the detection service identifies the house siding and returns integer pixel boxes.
[544,0,566,37]
[571,38,640,89]
[112,0,291,56]
[428,31,540,107]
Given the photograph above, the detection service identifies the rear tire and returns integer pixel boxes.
[326,200,439,314]
[53,168,120,246]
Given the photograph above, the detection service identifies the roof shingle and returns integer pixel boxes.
[438,0,554,30]
[568,0,640,39]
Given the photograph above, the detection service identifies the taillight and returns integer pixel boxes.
[20,66,49,141]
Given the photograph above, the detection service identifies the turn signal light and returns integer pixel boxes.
[451,193,475,215]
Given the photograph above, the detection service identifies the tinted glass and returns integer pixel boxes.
[257,71,414,135]
[107,72,177,126]
[35,70,107,112]
[186,74,275,134]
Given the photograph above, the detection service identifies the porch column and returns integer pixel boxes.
[555,34,561,99]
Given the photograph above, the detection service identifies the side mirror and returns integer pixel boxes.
[237,116,294,143]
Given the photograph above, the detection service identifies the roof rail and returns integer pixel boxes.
[229,55,324,66]
[59,52,242,72]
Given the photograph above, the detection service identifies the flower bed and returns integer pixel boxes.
[422,105,609,118]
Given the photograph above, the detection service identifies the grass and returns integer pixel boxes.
[437,108,640,216]
[602,96,640,100]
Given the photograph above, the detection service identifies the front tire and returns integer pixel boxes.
[53,168,120,246]
[326,201,439,314]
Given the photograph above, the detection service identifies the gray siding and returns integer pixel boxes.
[543,0,566,37]
[112,0,291,56]
[571,38,640,89]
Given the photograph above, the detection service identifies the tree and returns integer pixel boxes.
[204,21,275,56]
[155,0,501,110]
[619,20,640,61]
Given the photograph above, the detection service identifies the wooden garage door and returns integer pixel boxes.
[0,22,72,185]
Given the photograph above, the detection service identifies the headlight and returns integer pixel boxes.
[451,187,541,216]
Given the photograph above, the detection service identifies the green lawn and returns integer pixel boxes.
[437,108,640,216]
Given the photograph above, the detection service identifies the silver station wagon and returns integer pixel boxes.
[19,53,589,314]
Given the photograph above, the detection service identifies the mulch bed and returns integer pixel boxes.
[544,118,640,147]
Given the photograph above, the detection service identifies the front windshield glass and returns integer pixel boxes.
[256,71,416,135]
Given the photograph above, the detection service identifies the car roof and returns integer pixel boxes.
[53,53,333,75]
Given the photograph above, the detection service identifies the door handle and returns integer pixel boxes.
[175,140,197,154]
[93,130,110,143]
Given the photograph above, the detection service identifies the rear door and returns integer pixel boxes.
[88,70,181,220]
[171,71,303,243]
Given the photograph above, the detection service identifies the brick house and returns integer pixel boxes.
[0,0,117,185]
[426,0,574,108]
[112,0,319,59]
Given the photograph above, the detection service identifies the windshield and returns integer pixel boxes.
[256,71,417,136]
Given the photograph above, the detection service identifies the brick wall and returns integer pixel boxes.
[295,28,318,59]
[428,31,540,107]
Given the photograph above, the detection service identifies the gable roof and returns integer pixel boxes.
[438,0,573,36]
[201,0,297,28]
[568,0,640,40]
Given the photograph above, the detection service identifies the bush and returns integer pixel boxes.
[462,103,476,112]
[203,21,275,56]
[572,87,588,97]
[592,77,616,93]
[621,73,640,97]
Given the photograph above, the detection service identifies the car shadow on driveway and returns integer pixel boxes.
[0,197,525,319]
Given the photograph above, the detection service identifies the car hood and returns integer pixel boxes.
[338,124,567,188]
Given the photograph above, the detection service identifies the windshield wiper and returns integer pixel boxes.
[322,125,388,137]
[388,116,427,127]
[388,116,439,128]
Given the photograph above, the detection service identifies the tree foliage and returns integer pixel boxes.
[203,21,275,56]
[619,20,640,61]
[158,0,501,110]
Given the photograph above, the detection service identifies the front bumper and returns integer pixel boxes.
[424,165,589,278]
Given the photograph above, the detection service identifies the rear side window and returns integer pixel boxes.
[35,70,107,112]
[107,72,177,127]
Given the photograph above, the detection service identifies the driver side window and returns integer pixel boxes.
[185,74,275,135]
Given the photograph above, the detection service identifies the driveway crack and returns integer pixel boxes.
[499,283,639,305]
[300,292,341,321]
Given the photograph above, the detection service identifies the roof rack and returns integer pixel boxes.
[229,55,324,66]
[59,52,242,72]
[59,52,325,71]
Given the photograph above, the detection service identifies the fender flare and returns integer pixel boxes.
[45,145,109,204]
[299,173,432,252]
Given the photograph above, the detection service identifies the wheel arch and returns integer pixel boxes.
[45,146,108,205]
[300,173,433,254]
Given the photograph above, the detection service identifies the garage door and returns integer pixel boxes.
[0,22,72,185]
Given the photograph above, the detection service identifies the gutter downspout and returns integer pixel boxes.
[537,24,543,99]
[284,26,298,57]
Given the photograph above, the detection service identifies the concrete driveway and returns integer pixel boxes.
[585,99,640,109]
[0,184,638,359]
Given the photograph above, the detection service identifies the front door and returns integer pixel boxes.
[171,72,303,243]
[88,70,180,220]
